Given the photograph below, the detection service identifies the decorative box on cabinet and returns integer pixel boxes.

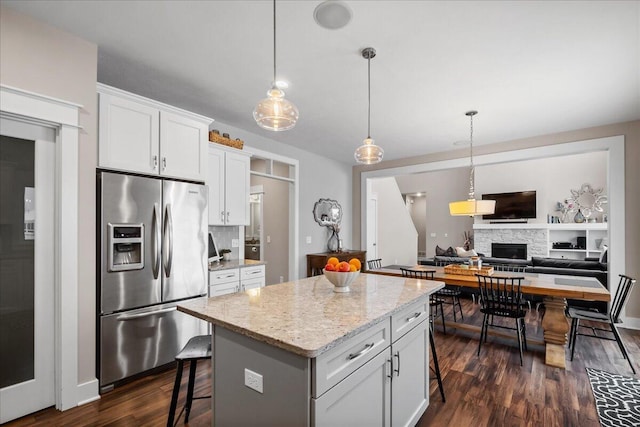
[207,145,250,226]
[306,250,366,277]
[98,84,210,182]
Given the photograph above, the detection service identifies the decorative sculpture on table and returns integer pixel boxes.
[313,198,343,252]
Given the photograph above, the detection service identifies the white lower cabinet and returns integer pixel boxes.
[391,320,429,427]
[209,265,265,296]
[241,265,265,289]
[312,349,391,427]
[313,299,429,426]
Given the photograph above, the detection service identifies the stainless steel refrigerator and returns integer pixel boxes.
[97,171,208,390]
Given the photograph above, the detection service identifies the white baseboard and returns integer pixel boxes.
[621,316,640,330]
[76,378,100,406]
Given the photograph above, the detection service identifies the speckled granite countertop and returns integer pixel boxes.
[178,273,444,358]
[208,259,266,271]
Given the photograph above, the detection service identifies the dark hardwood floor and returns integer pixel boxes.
[6,299,639,426]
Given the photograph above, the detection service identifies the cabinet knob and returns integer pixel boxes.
[162,157,167,171]
[152,155,158,169]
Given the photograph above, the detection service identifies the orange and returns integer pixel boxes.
[348,258,361,270]
[325,263,335,271]
[338,261,351,272]
[327,257,340,266]
[349,264,357,272]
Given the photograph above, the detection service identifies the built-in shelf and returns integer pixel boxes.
[473,223,607,230]
[473,222,608,260]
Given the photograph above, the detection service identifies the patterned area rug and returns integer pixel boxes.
[586,368,640,427]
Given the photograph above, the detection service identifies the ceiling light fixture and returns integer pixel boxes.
[354,47,384,165]
[253,0,299,131]
[313,1,353,30]
[449,111,496,216]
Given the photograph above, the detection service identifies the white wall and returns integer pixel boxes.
[371,177,417,266]
[395,168,474,257]
[406,195,427,255]
[475,151,608,223]
[0,6,97,387]
[204,122,353,279]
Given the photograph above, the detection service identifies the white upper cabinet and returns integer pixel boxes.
[207,145,250,226]
[159,111,208,181]
[98,84,211,182]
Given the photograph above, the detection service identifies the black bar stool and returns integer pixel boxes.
[429,322,446,402]
[167,335,212,427]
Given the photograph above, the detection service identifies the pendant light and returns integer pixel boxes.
[354,47,384,164]
[253,0,299,131]
[449,111,496,216]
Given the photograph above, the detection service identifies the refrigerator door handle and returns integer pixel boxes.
[115,306,176,321]
[163,203,174,277]
[152,203,161,279]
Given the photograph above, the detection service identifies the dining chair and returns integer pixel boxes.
[476,274,527,366]
[167,335,212,427]
[492,264,534,310]
[400,268,446,334]
[367,258,382,270]
[568,274,636,374]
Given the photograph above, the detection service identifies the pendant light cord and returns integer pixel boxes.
[468,112,475,199]
[273,0,277,84]
[367,55,371,139]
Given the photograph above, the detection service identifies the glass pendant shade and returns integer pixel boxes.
[253,87,299,131]
[449,199,496,216]
[354,137,384,164]
[355,47,383,164]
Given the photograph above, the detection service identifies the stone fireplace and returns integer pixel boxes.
[473,224,548,259]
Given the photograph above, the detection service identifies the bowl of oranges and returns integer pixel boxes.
[323,257,362,293]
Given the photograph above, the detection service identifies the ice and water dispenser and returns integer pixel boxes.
[108,224,144,271]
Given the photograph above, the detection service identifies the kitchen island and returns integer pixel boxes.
[178,272,444,426]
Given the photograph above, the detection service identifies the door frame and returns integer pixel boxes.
[360,135,625,313]
[1,84,83,410]
[244,146,299,280]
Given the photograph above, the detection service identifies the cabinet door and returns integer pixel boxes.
[209,282,238,297]
[391,320,429,427]
[159,111,208,182]
[312,349,391,427]
[224,151,250,225]
[241,278,264,290]
[206,147,226,225]
[98,93,159,175]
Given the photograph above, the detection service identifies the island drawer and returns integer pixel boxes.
[210,268,240,285]
[391,298,429,342]
[312,319,390,398]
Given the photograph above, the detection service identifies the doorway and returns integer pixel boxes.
[0,118,56,423]
[249,158,292,285]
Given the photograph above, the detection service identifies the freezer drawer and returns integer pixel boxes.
[99,299,207,387]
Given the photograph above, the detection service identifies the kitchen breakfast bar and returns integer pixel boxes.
[178,273,444,426]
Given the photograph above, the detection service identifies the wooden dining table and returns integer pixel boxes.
[368,265,611,369]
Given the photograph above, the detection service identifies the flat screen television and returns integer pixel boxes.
[481,190,537,220]
[208,232,221,263]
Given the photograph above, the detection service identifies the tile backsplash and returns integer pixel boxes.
[209,225,239,259]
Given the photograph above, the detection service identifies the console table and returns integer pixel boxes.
[306,250,366,277]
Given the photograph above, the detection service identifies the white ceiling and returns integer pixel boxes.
[4,0,639,164]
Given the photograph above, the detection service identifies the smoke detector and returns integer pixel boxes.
[314,1,352,30]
